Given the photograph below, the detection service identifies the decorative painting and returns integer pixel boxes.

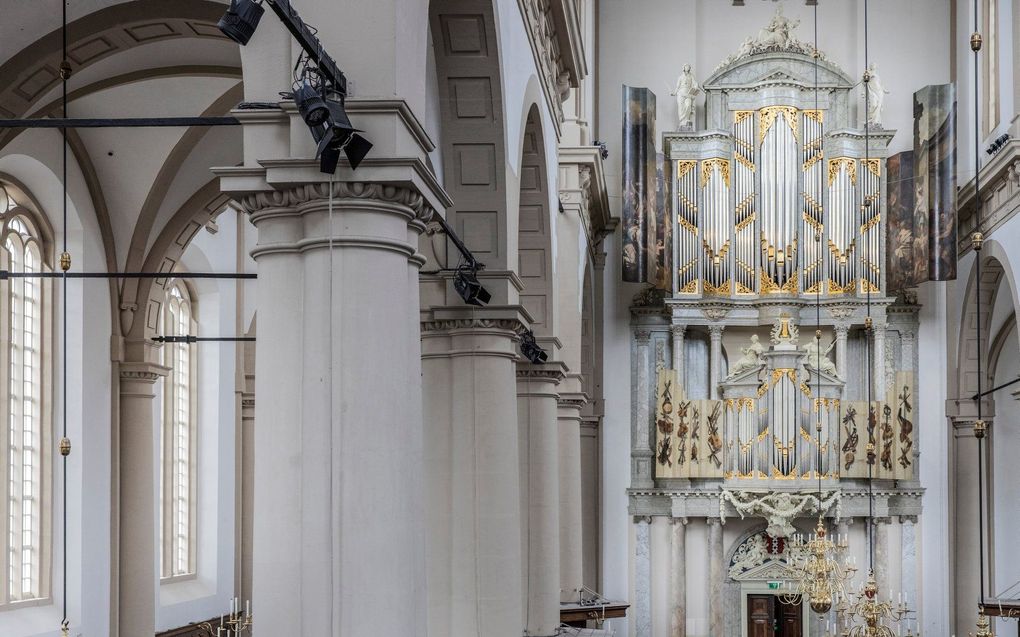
[885,151,927,290]
[622,86,657,283]
[913,83,957,282]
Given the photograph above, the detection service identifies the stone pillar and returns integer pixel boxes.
[517,365,565,636]
[421,312,527,637]
[901,516,917,613]
[670,517,688,637]
[239,393,255,608]
[671,324,686,382]
[707,517,724,636]
[118,361,169,637]
[834,322,850,380]
[873,322,887,398]
[635,516,653,637]
[709,324,724,399]
[240,183,431,637]
[633,330,654,488]
[559,395,586,603]
[873,517,890,595]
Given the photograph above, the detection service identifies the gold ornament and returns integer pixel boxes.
[972,231,985,251]
[974,419,987,439]
[60,252,71,272]
[59,437,71,456]
[971,32,983,51]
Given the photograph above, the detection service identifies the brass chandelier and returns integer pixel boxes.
[836,571,917,637]
[780,516,856,613]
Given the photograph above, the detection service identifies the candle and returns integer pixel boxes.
[246,600,251,617]
[217,629,222,637]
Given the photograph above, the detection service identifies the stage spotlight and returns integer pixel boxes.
[294,81,330,126]
[309,99,373,173]
[217,0,265,45]
[519,329,549,364]
[453,263,491,306]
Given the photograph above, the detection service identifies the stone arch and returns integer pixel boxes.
[517,104,556,336]
[429,0,511,272]
[0,0,235,148]
[131,179,232,342]
[956,245,1018,404]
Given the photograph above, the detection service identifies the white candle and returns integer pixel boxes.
[246,600,251,617]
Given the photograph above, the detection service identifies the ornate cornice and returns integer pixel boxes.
[240,182,435,221]
[516,0,585,132]
[517,368,566,382]
[557,396,587,409]
[120,370,161,382]
[420,317,528,334]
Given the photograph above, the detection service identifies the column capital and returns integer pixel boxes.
[706,516,723,527]
[671,516,689,526]
[834,322,851,335]
[671,324,687,338]
[421,306,531,336]
[899,515,918,525]
[634,515,653,525]
[708,324,725,338]
[517,362,567,384]
[119,361,170,383]
[635,329,653,343]
[238,181,435,223]
[871,516,893,526]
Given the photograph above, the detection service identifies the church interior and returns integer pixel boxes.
[0,1,1017,636]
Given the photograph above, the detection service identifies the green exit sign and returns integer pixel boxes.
[767,581,782,590]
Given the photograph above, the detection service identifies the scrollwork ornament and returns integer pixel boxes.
[240,182,435,222]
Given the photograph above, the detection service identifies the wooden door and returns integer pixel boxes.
[778,597,802,637]
[748,594,776,637]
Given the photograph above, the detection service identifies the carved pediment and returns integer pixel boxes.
[733,559,800,582]
[706,53,853,90]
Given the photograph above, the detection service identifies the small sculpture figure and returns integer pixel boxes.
[862,62,889,127]
[727,334,765,378]
[736,35,755,59]
[671,64,700,130]
[802,337,838,378]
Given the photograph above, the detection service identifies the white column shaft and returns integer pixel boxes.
[635,517,652,637]
[670,519,687,637]
[517,371,562,635]
[707,519,724,636]
[559,398,584,603]
[709,326,724,400]
[250,189,427,637]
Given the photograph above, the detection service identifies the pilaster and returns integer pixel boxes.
[707,517,724,636]
[671,324,686,384]
[558,391,587,604]
[708,324,725,400]
[634,516,653,637]
[633,329,655,488]
[670,517,688,637]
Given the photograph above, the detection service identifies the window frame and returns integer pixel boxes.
[0,197,53,611]
[160,280,198,582]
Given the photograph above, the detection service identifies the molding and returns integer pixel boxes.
[558,145,616,244]
[119,362,170,382]
[239,182,434,222]
[420,317,528,334]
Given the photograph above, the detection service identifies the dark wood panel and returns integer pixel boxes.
[748,594,775,637]
[779,598,802,637]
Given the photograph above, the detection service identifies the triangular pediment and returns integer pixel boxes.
[733,559,798,582]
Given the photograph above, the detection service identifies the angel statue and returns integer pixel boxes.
[862,62,889,127]
[727,334,765,378]
[802,337,838,378]
[671,64,700,130]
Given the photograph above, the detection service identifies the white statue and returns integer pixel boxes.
[863,62,889,127]
[671,64,700,129]
[755,4,800,49]
[727,334,765,378]
[802,338,838,378]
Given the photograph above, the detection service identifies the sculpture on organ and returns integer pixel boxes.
[671,64,700,130]
[755,4,800,50]
[863,62,889,128]
[727,333,765,378]
[802,337,839,379]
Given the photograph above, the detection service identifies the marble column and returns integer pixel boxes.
[633,330,654,488]
[635,517,653,637]
[709,325,724,399]
[118,361,169,637]
[517,365,565,636]
[901,516,917,613]
[707,518,724,636]
[671,324,686,382]
[873,322,887,398]
[670,517,688,637]
[873,517,890,595]
[241,183,431,637]
[834,322,850,380]
[559,395,586,603]
[421,312,527,637]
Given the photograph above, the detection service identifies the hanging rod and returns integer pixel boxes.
[0,117,241,129]
[972,375,1020,401]
[152,335,255,343]
[0,271,255,279]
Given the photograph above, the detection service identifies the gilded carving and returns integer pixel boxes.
[700,158,732,188]
[758,106,799,144]
[827,157,857,186]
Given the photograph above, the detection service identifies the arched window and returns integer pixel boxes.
[161,282,196,579]
[0,184,51,606]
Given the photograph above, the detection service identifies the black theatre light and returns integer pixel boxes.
[453,263,491,307]
[217,0,265,45]
[310,99,373,173]
[294,80,330,127]
[519,329,549,364]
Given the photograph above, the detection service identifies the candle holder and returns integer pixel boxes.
[199,597,253,636]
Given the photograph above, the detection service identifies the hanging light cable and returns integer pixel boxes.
[58,0,71,634]
[968,0,992,633]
